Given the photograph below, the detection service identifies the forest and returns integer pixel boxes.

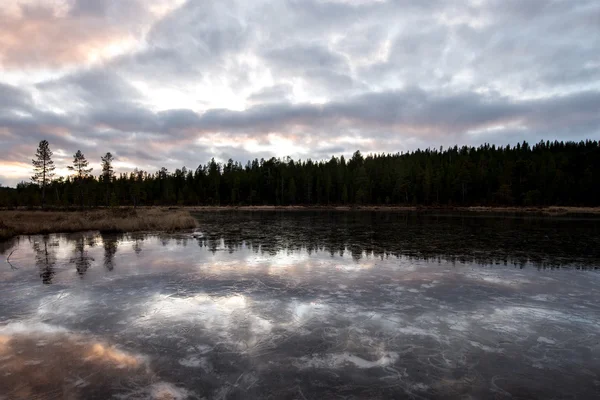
[1,139,599,208]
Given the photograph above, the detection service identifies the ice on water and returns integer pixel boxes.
[1,212,600,399]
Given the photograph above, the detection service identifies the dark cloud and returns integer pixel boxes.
[184,88,600,138]
[0,83,32,112]
[264,44,348,73]
[35,84,595,141]
[37,69,143,106]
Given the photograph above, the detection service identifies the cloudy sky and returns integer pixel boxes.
[1,0,599,186]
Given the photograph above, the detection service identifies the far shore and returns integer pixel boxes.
[185,205,600,216]
[2,205,600,241]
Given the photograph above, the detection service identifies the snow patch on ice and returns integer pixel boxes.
[0,321,68,335]
[531,294,552,302]
[447,318,469,332]
[178,356,212,372]
[537,336,556,345]
[149,382,193,400]
[290,300,330,321]
[116,382,193,400]
[187,344,211,354]
[469,341,503,353]
[411,383,429,391]
[296,352,399,369]
[396,326,443,341]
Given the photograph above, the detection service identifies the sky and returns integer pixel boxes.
[1,0,599,186]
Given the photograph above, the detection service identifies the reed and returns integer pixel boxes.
[0,208,197,240]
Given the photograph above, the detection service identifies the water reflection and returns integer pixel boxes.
[32,236,57,284]
[132,235,144,255]
[70,236,95,277]
[0,323,169,399]
[102,233,119,271]
[0,237,18,256]
[192,211,600,268]
[1,212,600,399]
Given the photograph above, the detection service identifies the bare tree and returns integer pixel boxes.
[31,140,55,208]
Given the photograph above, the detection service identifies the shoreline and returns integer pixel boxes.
[3,204,600,214]
[3,205,600,241]
[185,205,600,215]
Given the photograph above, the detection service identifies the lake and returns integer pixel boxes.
[1,211,600,399]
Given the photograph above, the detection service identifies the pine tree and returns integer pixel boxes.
[68,150,93,208]
[101,152,114,206]
[31,140,55,208]
[101,152,114,181]
[68,150,93,179]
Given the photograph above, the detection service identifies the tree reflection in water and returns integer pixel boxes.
[132,235,143,256]
[101,233,119,272]
[70,236,95,277]
[32,235,57,284]
[190,211,600,269]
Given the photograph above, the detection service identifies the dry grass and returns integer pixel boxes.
[0,208,198,241]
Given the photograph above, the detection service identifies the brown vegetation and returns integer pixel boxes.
[0,208,198,241]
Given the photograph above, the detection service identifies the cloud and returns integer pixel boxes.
[0,4,128,69]
[1,0,600,186]
[247,84,294,104]
[0,83,33,112]
[0,0,180,69]
[263,44,349,73]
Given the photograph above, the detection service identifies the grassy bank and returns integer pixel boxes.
[0,208,198,241]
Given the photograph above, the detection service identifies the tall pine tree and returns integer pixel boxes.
[31,140,55,208]
[68,150,93,208]
[101,152,115,206]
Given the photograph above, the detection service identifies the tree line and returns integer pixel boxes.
[0,139,599,208]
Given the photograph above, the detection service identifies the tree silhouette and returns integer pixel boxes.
[132,236,143,255]
[4,139,600,208]
[32,236,57,284]
[68,150,93,208]
[70,236,94,277]
[101,152,114,206]
[31,140,55,208]
[101,233,118,271]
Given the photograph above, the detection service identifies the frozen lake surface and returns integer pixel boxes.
[1,211,600,399]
